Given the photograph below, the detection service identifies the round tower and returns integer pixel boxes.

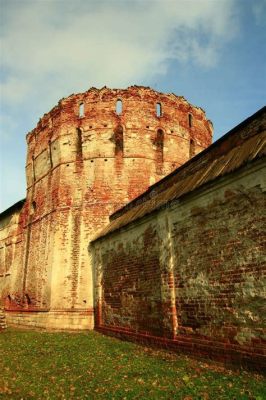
[5,86,213,329]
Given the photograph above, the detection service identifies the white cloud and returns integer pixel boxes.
[0,0,239,211]
[1,0,237,106]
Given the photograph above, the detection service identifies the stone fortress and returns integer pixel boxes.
[0,86,265,369]
[0,86,212,329]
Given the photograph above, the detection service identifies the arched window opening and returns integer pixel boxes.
[116,99,122,114]
[189,138,196,158]
[114,125,124,156]
[188,113,193,128]
[156,103,162,117]
[76,128,83,159]
[79,102,84,118]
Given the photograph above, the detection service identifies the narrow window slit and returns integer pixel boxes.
[189,113,193,128]
[116,99,122,114]
[79,103,84,118]
[156,103,162,117]
[31,201,36,214]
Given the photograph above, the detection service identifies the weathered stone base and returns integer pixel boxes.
[5,309,94,330]
[97,325,266,372]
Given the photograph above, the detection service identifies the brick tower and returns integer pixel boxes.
[0,86,212,329]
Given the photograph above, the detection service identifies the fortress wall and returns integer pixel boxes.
[1,86,212,330]
[91,159,266,369]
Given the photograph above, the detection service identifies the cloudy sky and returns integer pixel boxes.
[0,0,265,211]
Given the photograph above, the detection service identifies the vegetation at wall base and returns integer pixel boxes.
[0,329,265,400]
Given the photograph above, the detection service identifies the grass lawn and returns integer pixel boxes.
[0,329,265,400]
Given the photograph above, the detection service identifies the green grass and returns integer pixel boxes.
[0,329,265,400]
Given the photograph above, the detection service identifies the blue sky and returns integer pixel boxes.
[0,0,265,212]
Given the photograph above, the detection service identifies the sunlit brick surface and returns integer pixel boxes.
[0,86,212,329]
